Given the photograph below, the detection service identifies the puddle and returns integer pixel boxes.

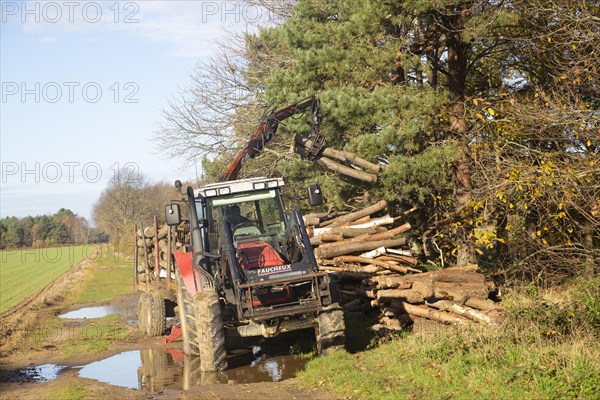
[77,346,308,391]
[59,305,136,319]
[8,329,311,391]
[0,364,68,383]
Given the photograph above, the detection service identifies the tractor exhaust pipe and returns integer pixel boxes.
[187,186,203,256]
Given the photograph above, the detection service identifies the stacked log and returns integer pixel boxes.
[365,265,502,329]
[135,223,170,275]
[304,200,503,330]
[305,200,419,276]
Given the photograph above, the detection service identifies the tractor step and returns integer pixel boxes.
[161,323,183,343]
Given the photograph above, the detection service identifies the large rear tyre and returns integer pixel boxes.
[175,268,200,355]
[145,293,166,337]
[316,303,345,356]
[193,289,227,372]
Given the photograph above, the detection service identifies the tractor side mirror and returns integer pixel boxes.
[307,184,323,206]
[165,203,182,226]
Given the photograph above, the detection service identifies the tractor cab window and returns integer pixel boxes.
[209,189,286,244]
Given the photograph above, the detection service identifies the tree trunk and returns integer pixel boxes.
[446,11,475,266]
[308,226,386,238]
[377,289,424,304]
[464,297,503,311]
[318,157,378,182]
[328,200,387,227]
[314,237,406,259]
[426,300,493,324]
[333,255,415,274]
[397,302,467,325]
[583,219,596,277]
[367,222,411,241]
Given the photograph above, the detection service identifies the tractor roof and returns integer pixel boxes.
[194,177,285,198]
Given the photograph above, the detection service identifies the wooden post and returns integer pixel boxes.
[133,223,138,291]
[153,216,160,290]
[141,223,150,291]
[166,225,172,290]
[399,302,467,325]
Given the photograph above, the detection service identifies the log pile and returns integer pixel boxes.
[134,219,186,293]
[365,265,503,330]
[304,200,503,330]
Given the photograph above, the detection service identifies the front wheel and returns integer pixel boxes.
[193,289,227,371]
[316,304,345,356]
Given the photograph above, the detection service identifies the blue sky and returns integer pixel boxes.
[1,1,264,222]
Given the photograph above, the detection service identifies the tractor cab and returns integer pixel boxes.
[196,177,289,269]
[207,186,289,274]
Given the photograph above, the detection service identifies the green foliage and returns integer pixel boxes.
[243,0,458,213]
[507,276,600,340]
[0,210,96,249]
[165,0,598,276]
[380,144,458,204]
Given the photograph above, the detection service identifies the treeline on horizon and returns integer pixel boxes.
[0,208,108,250]
[91,171,182,253]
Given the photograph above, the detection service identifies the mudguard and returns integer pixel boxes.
[173,249,202,297]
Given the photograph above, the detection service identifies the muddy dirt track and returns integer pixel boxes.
[0,252,335,399]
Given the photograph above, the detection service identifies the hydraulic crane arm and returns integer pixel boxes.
[221,95,323,182]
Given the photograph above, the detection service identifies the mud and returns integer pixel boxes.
[0,363,68,383]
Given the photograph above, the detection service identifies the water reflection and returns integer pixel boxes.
[77,346,307,391]
[59,305,137,319]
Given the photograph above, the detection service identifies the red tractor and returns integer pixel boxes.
[136,96,344,372]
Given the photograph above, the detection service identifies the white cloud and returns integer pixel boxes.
[14,1,267,58]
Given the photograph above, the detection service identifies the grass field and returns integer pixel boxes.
[72,245,134,304]
[0,245,94,313]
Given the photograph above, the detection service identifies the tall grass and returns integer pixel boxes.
[299,277,600,400]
